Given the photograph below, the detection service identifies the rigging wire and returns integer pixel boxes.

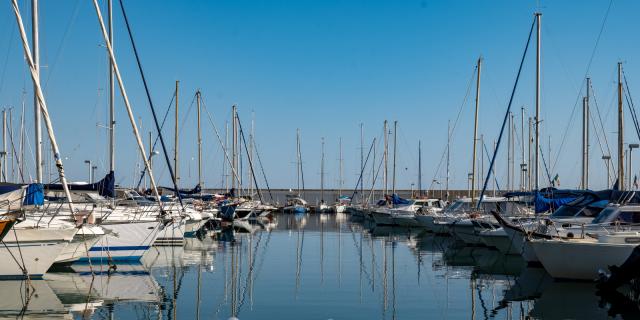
[551,0,614,173]
[118,0,182,208]
[588,80,616,181]
[236,113,263,202]
[135,92,176,189]
[622,70,640,141]
[478,15,536,208]
[427,66,478,191]
[250,136,274,202]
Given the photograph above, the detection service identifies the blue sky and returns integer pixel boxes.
[1,0,639,192]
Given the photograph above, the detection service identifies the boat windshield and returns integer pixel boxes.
[445,201,466,212]
[592,206,640,224]
[591,206,620,224]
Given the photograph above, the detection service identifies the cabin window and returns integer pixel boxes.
[616,211,640,224]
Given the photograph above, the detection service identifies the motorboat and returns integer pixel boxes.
[531,231,640,280]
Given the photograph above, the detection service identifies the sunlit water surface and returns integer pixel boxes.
[3,213,638,319]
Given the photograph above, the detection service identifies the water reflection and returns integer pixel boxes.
[3,213,639,319]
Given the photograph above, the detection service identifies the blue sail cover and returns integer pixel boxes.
[44,171,115,198]
[391,194,412,205]
[24,183,44,206]
[534,193,576,213]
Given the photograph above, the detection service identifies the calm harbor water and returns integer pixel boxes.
[3,213,638,319]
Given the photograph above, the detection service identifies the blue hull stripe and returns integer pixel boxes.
[77,256,143,262]
[0,274,44,280]
[89,246,150,252]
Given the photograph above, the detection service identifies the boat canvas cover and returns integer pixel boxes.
[391,194,411,205]
[160,184,201,195]
[534,193,576,213]
[23,183,44,206]
[0,186,25,211]
[44,171,115,198]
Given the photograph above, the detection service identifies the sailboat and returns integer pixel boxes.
[333,138,348,213]
[284,129,308,214]
[317,138,333,213]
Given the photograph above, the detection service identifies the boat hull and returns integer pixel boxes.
[479,228,520,254]
[450,222,482,245]
[504,226,538,263]
[531,239,636,280]
[54,229,104,264]
[0,227,76,279]
[371,211,394,225]
[82,221,160,262]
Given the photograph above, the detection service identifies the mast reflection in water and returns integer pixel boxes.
[2,213,639,319]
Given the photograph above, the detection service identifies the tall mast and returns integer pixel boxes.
[9,109,13,181]
[528,117,532,191]
[371,136,376,201]
[582,78,590,189]
[392,120,397,194]
[249,111,254,195]
[520,107,525,190]
[321,137,325,202]
[418,140,421,197]
[445,120,450,201]
[471,57,481,203]
[148,131,152,189]
[507,112,511,190]
[492,140,497,196]
[586,78,590,188]
[338,137,343,197]
[618,62,624,190]
[510,112,515,190]
[107,0,115,174]
[32,0,42,183]
[19,99,25,183]
[383,120,388,195]
[174,80,180,189]
[480,134,484,194]
[232,105,237,191]
[2,110,5,181]
[224,121,228,191]
[13,0,76,213]
[360,123,364,203]
[196,90,202,188]
[296,128,301,195]
[534,12,541,191]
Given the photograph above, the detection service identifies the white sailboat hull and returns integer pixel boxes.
[154,218,186,245]
[371,210,394,225]
[0,227,76,279]
[503,225,538,262]
[450,221,482,245]
[54,225,105,264]
[479,228,520,254]
[531,238,636,280]
[82,221,160,262]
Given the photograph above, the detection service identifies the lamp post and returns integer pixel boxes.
[91,165,97,184]
[629,144,639,189]
[520,164,527,191]
[467,173,473,198]
[433,179,442,199]
[84,160,92,183]
[602,155,611,188]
